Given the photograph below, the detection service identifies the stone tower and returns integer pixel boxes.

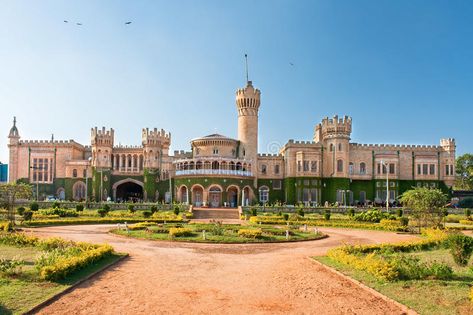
[7,117,20,182]
[91,127,114,169]
[440,138,456,187]
[314,115,352,178]
[142,128,171,169]
[236,81,261,175]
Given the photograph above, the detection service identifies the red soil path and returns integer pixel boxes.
[29,225,418,315]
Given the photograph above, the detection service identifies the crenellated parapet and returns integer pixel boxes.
[440,138,456,152]
[236,81,261,116]
[314,115,352,142]
[142,128,171,148]
[91,127,114,146]
[349,143,442,152]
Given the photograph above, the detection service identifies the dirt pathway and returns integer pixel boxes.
[29,225,417,315]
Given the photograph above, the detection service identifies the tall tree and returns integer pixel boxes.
[455,153,473,190]
[0,183,32,226]
[399,187,448,230]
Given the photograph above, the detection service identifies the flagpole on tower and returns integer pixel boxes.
[244,53,249,83]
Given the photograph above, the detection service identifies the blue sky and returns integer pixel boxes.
[0,0,471,163]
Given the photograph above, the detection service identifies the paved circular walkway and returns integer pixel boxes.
[29,225,417,314]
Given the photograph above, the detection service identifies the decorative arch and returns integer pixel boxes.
[177,185,189,204]
[191,184,205,207]
[72,181,86,201]
[112,178,144,202]
[258,185,270,203]
[56,187,66,200]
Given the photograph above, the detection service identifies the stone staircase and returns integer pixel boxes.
[191,208,240,220]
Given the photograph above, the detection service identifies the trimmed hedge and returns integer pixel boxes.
[23,217,185,226]
[459,220,473,225]
[169,228,193,237]
[327,229,449,281]
[238,229,262,239]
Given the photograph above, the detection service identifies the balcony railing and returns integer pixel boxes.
[175,169,253,177]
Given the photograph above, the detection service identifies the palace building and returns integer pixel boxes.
[7,80,456,207]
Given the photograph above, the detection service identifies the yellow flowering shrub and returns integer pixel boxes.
[168,227,193,237]
[238,229,263,239]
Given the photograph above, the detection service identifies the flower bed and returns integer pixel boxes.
[23,217,186,226]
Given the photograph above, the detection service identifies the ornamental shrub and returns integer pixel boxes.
[446,234,473,266]
[169,227,192,237]
[142,211,152,218]
[324,210,331,221]
[30,202,39,211]
[396,209,403,217]
[354,210,395,223]
[22,210,33,222]
[128,204,135,213]
[347,208,355,217]
[277,211,282,216]
[174,206,180,216]
[297,208,305,217]
[465,209,472,217]
[76,204,84,212]
[52,201,61,209]
[251,208,257,216]
[283,213,289,221]
[400,217,409,227]
[103,204,111,212]
[150,205,158,214]
[97,208,109,218]
[17,207,25,216]
[38,209,79,218]
[0,222,12,232]
[238,229,262,239]
[0,258,25,276]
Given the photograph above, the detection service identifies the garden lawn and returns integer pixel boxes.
[112,223,326,243]
[0,244,124,315]
[315,249,473,315]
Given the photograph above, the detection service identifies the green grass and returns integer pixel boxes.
[112,223,326,243]
[0,244,124,315]
[315,249,473,315]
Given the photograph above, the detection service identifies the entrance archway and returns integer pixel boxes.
[208,186,222,208]
[178,185,189,204]
[242,186,252,206]
[226,186,239,208]
[191,185,204,207]
[114,179,144,202]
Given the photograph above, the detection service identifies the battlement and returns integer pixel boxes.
[440,138,456,149]
[173,150,192,158]
[113,145,143,149]
[314,115,352,142]
[19,139,83,147]
[142,128,171,147]
[91,127,114,146]
[287,139,317,145]
[350,143,441,151]
[236,81,261,114]
[258,153,283,158]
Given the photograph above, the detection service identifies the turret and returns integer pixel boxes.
[440,138,455,153]
[7,117,20,182]
[315,115,352,178]
[142,128,171,168]
[236,80,260,174]
[90,127,114,168]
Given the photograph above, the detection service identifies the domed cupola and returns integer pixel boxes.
[8,117,20,144]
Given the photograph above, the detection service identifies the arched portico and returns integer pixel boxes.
[177,185,189,204]
[191,184,204,207]
[226,185,240,208]
[241,185,254,206]
[207,185,223,208]
[112,178,144,202]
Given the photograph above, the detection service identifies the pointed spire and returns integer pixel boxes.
[13,116,16,127]
[8,116,19,138]
[244,53,249,84]
[51,134,54,142]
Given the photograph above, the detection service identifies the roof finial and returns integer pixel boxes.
[51,133,54,141]
[13,116,16,127]
[244,53,249,83]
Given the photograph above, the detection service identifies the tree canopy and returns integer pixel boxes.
[0,183,32,225]
[455,153,473,190]
[399,187,447,229]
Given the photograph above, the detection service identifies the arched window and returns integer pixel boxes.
[72,169,78,178]
[72,181,86,201]
[360,162,366,175]
[329,144,334,152]
[212,161,219,170]
[349,162,354,175]
[261,164,267,174]
[338,143,342,151]
[259,186,269,203]
[337,160,343,172]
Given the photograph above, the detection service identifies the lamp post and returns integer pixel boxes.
[380,160,389,212]
[29,166,41,201]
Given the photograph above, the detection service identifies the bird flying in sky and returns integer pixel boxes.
[76,23,82,26]
[64,20,68,23]
[125,21,132,25]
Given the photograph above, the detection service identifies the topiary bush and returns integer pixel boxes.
[17,207,25,216]
[52,201,60,209]
[324,209,331,221]
[128,204,135,213]
[283,213,289,221]
[348,208,355,217]
[150,205,158,214]
[400,217,409,227]
[22,210,33,222]
[97,208,109,218]
[465,208,472,217]
[103,204,111,212]
[174,206,180,216]
[76,204,84,212]
[447,234,473,266]
[354,210,395,223]
[396,209,403,217]
[142,211,152,218]
[251,208,257,216]
[297,208,305,217]
[30,202,39,211]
